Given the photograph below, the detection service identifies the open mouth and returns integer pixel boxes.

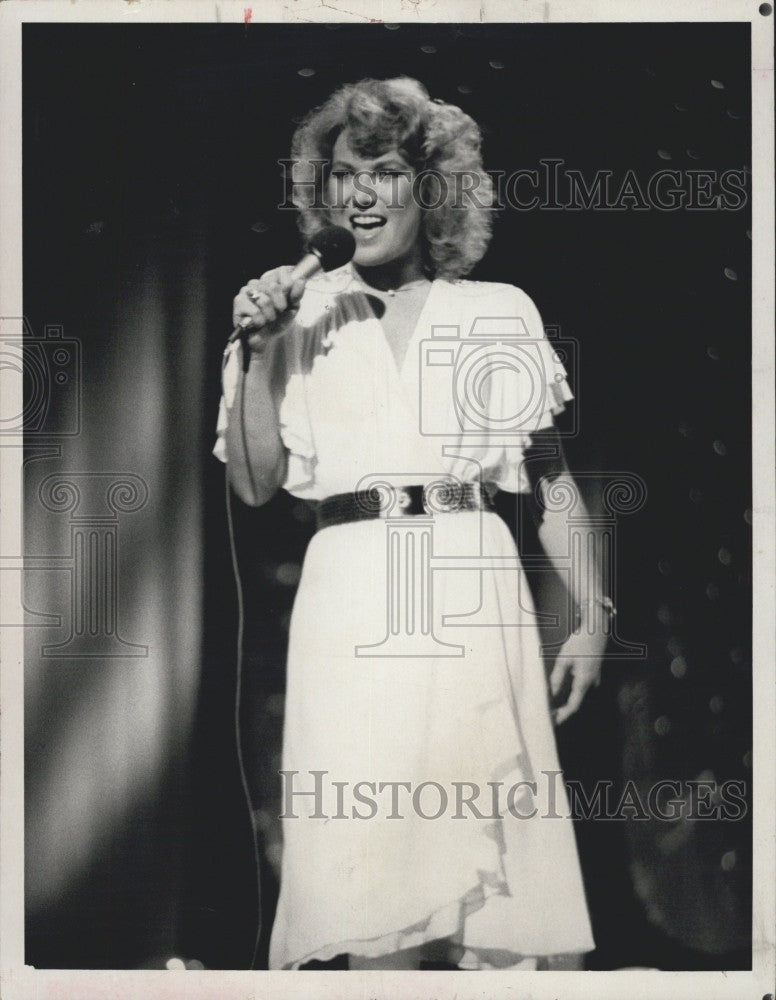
[350,214,387,231]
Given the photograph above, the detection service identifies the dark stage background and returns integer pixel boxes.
[22,21,751,971]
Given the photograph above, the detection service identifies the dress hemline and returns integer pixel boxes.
[273,874,593,970]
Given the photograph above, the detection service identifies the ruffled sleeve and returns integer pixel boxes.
[212,322,318,498]
[277,356,317,496]
[490,286,574,494]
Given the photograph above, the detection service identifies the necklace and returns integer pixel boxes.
[362,277,430,297]
[384,278,430,297]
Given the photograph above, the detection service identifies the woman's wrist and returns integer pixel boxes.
[575,596,616,632]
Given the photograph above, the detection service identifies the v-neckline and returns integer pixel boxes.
[340,268,449,473]
[351,272,439,382]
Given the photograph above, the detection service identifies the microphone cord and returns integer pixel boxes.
[223,345,263,969]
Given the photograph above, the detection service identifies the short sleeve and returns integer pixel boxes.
[278,359,317,495]
[490,286,574,494]
[212,328,318,496]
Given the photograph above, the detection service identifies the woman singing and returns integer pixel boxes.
[214,76,609,971]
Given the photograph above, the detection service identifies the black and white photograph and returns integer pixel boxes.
[0,2,773,998]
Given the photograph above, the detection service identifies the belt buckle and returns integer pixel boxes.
[377,486,416,518]
[388,485,429,517]
[395,488,413,516]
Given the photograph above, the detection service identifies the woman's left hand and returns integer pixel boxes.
[549,630,608,726]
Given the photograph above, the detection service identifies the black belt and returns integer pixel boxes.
[315,481,496,533]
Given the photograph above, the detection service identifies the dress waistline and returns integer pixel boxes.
[315,482,497,533]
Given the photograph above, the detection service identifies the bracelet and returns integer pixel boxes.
[580,596,617,618]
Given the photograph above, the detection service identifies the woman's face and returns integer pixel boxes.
[326,131,423,271]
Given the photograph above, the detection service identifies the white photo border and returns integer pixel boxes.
[1,2,773,999]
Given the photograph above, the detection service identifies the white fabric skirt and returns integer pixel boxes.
[268,510,594,969]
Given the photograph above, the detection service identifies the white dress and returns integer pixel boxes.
[214,265,595,970]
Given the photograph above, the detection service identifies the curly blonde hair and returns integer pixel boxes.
[289,77,495,281]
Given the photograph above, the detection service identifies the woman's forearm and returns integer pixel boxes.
[223,352,287,506]
[537,483,609,634]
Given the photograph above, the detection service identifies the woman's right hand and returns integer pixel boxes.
[232,266,307,353]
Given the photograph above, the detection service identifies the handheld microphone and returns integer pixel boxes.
[229,225,356,346]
